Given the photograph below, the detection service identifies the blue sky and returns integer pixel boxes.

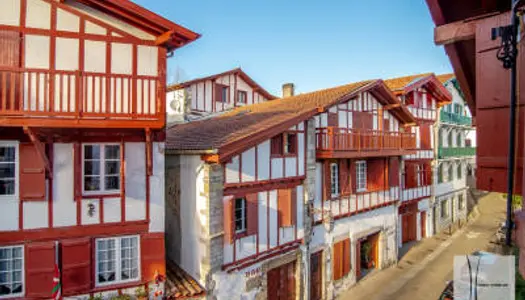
[133,0,451,96]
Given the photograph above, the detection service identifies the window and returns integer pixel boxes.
[447,132,453,147]
[0,145,16,196]
[456,133,462,147]
[438,164,444,183]
[441,199,449,218]
[284,133,297,155]
[448,165,454,182]
[330,163,339,197]
[457,164,462,179]
[237,90,247,104]
[271,133,297,157]
[234,197,247,233]
[416,165,422,187]
[0,246,23,297]
[271,135,284,156]
[83,144,121,194]
[458,194,465,210]
[332,239,350,281]
[96,236,139,286]
[220,86,229,103]
[356,161,367,192]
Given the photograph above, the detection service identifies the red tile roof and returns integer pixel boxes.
[384,73,452,105]
[436,73,455,84]
[166,79,417,162]
[166,260,205,299]
[167,68,277,100]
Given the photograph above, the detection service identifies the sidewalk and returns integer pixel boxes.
[337,192,505,300]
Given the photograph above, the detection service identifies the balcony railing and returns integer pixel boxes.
[0,68,163,127]
[407,106,436,120]
[316,127,416,152]
[438,147,476,158]
[440,111,472,126]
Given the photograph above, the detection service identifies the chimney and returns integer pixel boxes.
[282,83,295,98]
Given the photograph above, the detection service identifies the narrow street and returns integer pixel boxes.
[338,193,506,300]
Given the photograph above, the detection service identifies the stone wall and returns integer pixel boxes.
[165,155,182,265]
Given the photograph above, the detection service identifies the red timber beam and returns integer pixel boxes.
[23,127,52,179]
[145,128,153,176]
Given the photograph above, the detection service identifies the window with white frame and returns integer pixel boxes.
[441,199,449,218]
[83,144,121,194]
[96,236,139,286]
[234,197,247,233]
[330,163,339,197]
[356,161,367,192]
[0,246,23,297]
[0,145,16,196]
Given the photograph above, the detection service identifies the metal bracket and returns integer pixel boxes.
[491,23,518,69]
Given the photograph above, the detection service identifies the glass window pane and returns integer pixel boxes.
[84,176,100,191]
[11,248,21,259]
[11,283,22,294]
[104,161,120,175]
[105,146,120,160]
[104,176,119,190]
[84,145,100,160]
[0,147,15,163]
[0,180,15,195]
[84,161,100,176]
[0,164,15,178]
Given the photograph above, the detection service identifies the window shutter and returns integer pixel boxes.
[289,134,297,154]
[278,189,292,227]
[73,143,81,200]
[141,234,166,282]
[291,187,297,226]
[327,112,338,127]
[425,163,432,186]
[389,157,400,187]
[323,162,331,200]
[339,159,350,195]
[246,193,258,235]
[363,112,374,129]
[367,160,376,191]
[271,135,283,156]
[420,125,431,149]
[223,196,234,243]
[342,239,350,276]
[350,160,357,193]
[61,238,92,295]
[19,143,46,201]
[332,241,341,280]
[26,242,55,298]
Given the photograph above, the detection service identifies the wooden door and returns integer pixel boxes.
[267,261,296,300]
[402,213,417,243]
[420,211,426,238]
[310,252,322,300]
[402,214,409,243]
[0,29,22,111]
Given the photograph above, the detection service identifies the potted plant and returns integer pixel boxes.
[135,286,149,300]
[361,242,375,269]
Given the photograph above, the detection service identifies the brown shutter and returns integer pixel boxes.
[289,134,297,154]
[246,193,258,235]
[389,157,400,187]
[350,160,357,193]
[364,112,374,129]
[19,143,46,201]
[420,125,431,149]
[271,134,283,156]
[353,111,361,129]
[383,158,389,189]
[327,112,338,127]
[223,196,234,243]
[141,234,166,282]
[342,239,350,276]
[291,187,297,226]
[424,163,432,186]
[339,159,349,195]
[278,189,292,227]
[73,143,81,200]
[323,161,331,200]
[332,241,342,280]
[62,238,92,295]
[368,159,383,191]
[26,242,55,298]
[405,163,417,188]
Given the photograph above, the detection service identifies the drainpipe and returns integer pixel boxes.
[492,0,521,246]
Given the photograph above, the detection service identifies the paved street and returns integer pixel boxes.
[338,192,506,300]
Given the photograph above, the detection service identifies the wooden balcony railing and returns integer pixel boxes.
[316,127,416,152]
[0,68,163,127]
[407,106,436,120]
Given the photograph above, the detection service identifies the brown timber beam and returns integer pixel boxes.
[23,126,52,179]
[145,128,153,176]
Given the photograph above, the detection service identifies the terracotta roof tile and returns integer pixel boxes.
[384,73,433,92]
[436,73,455,84]
[166,80,375,151]
[166,260,205,299]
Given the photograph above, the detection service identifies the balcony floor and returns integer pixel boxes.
[317,148,416,159]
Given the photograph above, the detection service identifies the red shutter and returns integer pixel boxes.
[73,143,81,200]
[223,196,234,243]
[389,157,400,187]
[26,242,55,298]
[339,159,349,195]
[353,112,361,129]
[289,134,297,154]
[323,161,331,200]
[424,163,432,186]
[420,125,431,149]
[271,135,283,156]
[332,241,342,280]
[327,112,338,127]
[363,112,374,129]
[383,158,389,189]
[141,234,166,282]
[278,189,292,227]
[246,193,258,235]
[350,160,357,193]
[405,163,417,189]
[291,187,297,226]
[342,239,350,276]
[367,159,384,191]
[19,143,46,201]
[61,238,91,295]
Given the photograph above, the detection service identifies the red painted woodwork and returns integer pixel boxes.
[342,239,350,276]
[19,142,46,201]
[389,157,400,186]
[420,212,426,238]
[332,239,350,280]
[61,238,92,295]
[323,161,331,200]
[0,30,20,67]
[25,241,55,298]
[310,251,323,300]
[401,212,417,243]
[327,112,338,127]
[278,188,295,227]
[316,127,416,155]
[271,134,284,156]
[339,159,350,195]
[73,142,81,202]
[420,124,432,149]
[223,196,234,243]
[141,233,166,283]
[267,261,296,300]
[350,160,357,193]
[367,159,386,190]
[246,193,258,236]
[404,162,417,189]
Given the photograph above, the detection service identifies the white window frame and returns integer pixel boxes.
[95,235,140,287]
[0,245,24,298]
[234,197,247,234]
[330,163,339,197]
[356,160,367,192]
[82,143,121,195]
[0,142,19,199]
[441,199,450,218]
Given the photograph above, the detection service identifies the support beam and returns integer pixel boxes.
[384,103,401,110]
[23,127,52,179]
[145,128,153,176]
[434,19,477,45]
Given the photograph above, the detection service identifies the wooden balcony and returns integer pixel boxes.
[0,68,164,129]
[316,127,417,158]
[407,106,436,121]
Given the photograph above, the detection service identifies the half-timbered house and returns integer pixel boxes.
[308,80,417,299]
[165,68,276,123]
[385,74,452,244]
[0,0,199,298]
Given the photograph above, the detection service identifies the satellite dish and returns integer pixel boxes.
[170,99,180,112]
